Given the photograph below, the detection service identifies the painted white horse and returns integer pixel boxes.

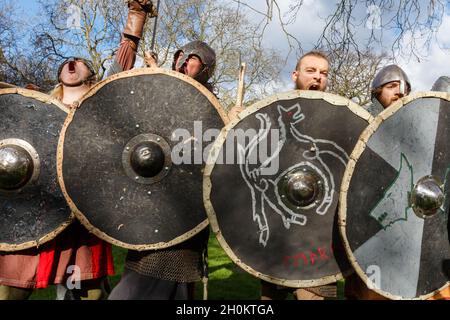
[238,103,349,247]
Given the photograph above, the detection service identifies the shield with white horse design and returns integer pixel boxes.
[339,92,450,299]
[204,91,372,287]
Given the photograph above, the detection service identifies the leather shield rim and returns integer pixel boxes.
[338,91,450,300]
[57,67,229,251]
[0,82,17,89]
[0,88,74,252]
[204,90,372,288]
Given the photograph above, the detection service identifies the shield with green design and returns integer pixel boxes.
[340,92,450,299]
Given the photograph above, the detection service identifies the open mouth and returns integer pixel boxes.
[309,84,320,90]
[68,61,76,73]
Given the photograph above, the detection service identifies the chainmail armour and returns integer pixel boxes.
[125,228,209,282]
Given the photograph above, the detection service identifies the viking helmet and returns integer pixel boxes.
[172,41,216,84]
[371,65,411,98]
[431,76,450,93]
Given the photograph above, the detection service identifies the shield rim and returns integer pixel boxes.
[0,88,73,252]
[57,67,229,251]
[338,91,450,300]
[0,82,17,89]
[204,90,372,288]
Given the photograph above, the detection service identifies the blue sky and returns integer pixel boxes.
[15,0,40,16]
[9,0,450,92]
[242,0,450,92]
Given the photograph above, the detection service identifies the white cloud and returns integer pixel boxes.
[240,1,450,95]
[240,0,330,68]
[399,13,450,91]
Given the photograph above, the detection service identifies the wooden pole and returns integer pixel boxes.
[235,62,246,109]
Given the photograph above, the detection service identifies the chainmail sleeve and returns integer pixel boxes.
[125,228,210,282]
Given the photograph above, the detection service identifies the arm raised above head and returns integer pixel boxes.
[108,1,157,76]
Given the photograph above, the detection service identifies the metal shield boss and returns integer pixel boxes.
[204,91,372,287]
[0,88,72,251]
[58,69,228,250]
[340,92,450,299]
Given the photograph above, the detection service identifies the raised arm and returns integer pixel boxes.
[108,0,156,76]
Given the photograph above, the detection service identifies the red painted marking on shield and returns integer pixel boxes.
[318,247,329,260]
[284,247,332,268]
[309,252,317,265]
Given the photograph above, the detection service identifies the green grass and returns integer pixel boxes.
[28,231,345,300]
[197,231,261,300]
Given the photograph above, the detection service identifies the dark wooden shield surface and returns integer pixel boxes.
[58,68,228,250]
[0,88,72,251]
[204,91,372,287]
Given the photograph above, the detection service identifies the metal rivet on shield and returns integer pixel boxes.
[147,191,152,195]
[156,138,161,142]
[130,91,134,95]
[155,229,159,233]
[165,167,170,171]
[135,176,139,180]
[136,124,140,128]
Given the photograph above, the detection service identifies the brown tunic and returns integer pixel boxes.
[0,221,114,289]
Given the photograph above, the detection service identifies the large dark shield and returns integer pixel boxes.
[204,91,372,287]
[58,68,228,250]
[0,88,72,251]
[340,92,450,299]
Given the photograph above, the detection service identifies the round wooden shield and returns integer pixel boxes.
[340,92,450,299]
[58,68,228,250]
[204,91,372,287]
[0,88,72,252]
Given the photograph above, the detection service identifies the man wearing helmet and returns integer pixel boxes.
[105,1,215,300]
[365,64,411,116]
[171,41,216,92]
[431,76,450,93]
